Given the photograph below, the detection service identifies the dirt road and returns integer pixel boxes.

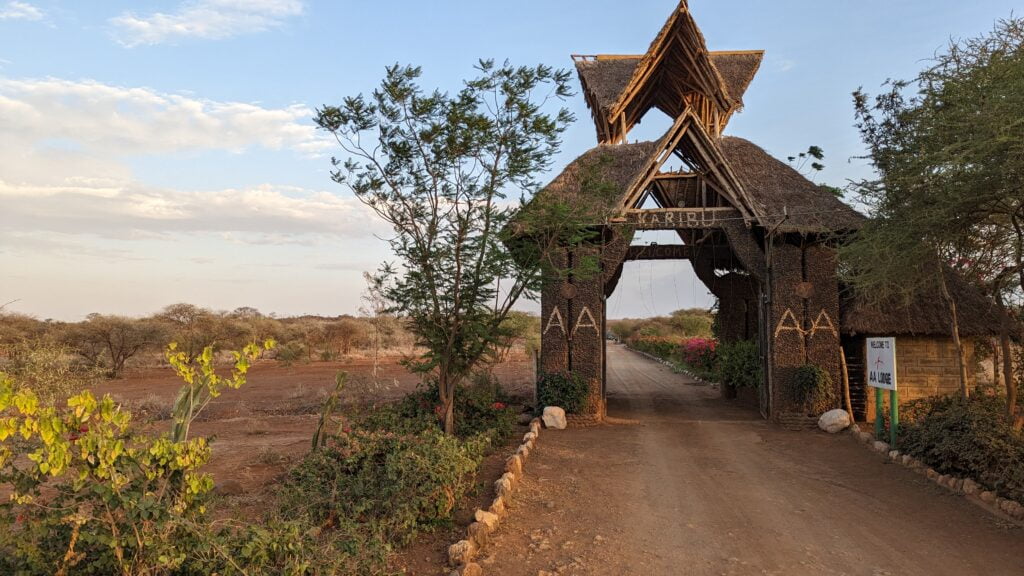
[481,344,1024,576]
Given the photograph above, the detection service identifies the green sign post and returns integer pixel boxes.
[867,337,898,446]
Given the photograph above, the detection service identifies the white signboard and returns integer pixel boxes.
[867,337,897,390]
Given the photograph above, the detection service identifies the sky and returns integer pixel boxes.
[0,0,1019,321]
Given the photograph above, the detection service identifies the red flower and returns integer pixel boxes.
[491,402,506,411]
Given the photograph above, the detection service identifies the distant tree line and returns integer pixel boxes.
[0,305,541,381]
[607,308,714,343]
[0,304,415,378]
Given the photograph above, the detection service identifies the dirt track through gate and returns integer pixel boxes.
[481,344,1024,576]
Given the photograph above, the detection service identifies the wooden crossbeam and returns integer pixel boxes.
[614,207,740,230]
[625,243,734,261]
[625,244,693,260]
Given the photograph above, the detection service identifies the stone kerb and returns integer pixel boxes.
[447,417,544,576]
[848,425,1024,525]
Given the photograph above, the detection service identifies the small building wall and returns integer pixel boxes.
[862,336,976,421]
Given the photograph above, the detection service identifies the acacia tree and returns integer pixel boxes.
[841,17,1024,422]
[315,61,573,434]
[64,314,165,378]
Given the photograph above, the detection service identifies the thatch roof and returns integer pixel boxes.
[514,141,660,231]
[608,0,733,117]
[575,57,639,115]
[840,270,1002,337]
[574,51,763,117]
[709,51,763,108]
[718,136,864,234]
[519,134,862,236]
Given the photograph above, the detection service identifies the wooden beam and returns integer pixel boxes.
[615,207,740,230]
[625,244,694,260]
[624,243,736,261]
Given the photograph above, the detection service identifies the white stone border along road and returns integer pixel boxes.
[849,424,1024,523]
[447,417,543,576]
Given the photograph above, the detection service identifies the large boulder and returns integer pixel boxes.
[542,406,567,430]
[817,409,851,434]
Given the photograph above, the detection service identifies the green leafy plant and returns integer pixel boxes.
[280,427,486,547]
[0,342,377,576]
[789,364,837,415]
[0,374,216,575]
[536,372,590,414]
[714,340,762,389]
[627,336,679,360]
[167,339,274,443]
[275,341,305,367]
[900,395,1024,501]
[312,371,349,450]
[360,374,517,440]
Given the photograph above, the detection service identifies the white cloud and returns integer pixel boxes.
[0,181,381,243]
[0,75,378,249]
[0,77,329,157]
[0,1,43,21]
[111,0,304,47]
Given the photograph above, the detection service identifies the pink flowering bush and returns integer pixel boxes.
[679,337,717,372]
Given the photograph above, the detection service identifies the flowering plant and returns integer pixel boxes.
[680,337,717,371]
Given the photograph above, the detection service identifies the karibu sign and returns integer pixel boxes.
[867,337,897,390]
[621,207,738,230]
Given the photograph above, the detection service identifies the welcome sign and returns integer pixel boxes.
[867,337,897,391]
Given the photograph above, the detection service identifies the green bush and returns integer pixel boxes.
[361,373,517,440]
[900,395,1024,502]
[536,372,590,414]
[276,341,306,365]
[0,377,216,575]
[714,340,762,388]
[185,518,372,575]
[788,364,837,414]
[0,339,103,405]
[0,344,278,576]
[626,336,678,360]
[279,427,487,546]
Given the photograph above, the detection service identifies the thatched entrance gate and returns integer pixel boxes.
[523,1,862,422]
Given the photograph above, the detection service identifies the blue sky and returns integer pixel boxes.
[0,0,1019,321]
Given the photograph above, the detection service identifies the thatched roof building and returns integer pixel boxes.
[840,271,1003,337]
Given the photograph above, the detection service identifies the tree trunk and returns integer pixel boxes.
[992,337,1002,389]
[439,369,456,435]
[937,267,970,398]
[996,295,1018,425]
[1002,335,1017,426]
[840,347,854,422]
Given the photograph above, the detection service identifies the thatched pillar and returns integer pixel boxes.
[540,250,570,376]
[538,244,607,420]
[570,243,606,418]
[803,244,841,395]
[768,241,841,416]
